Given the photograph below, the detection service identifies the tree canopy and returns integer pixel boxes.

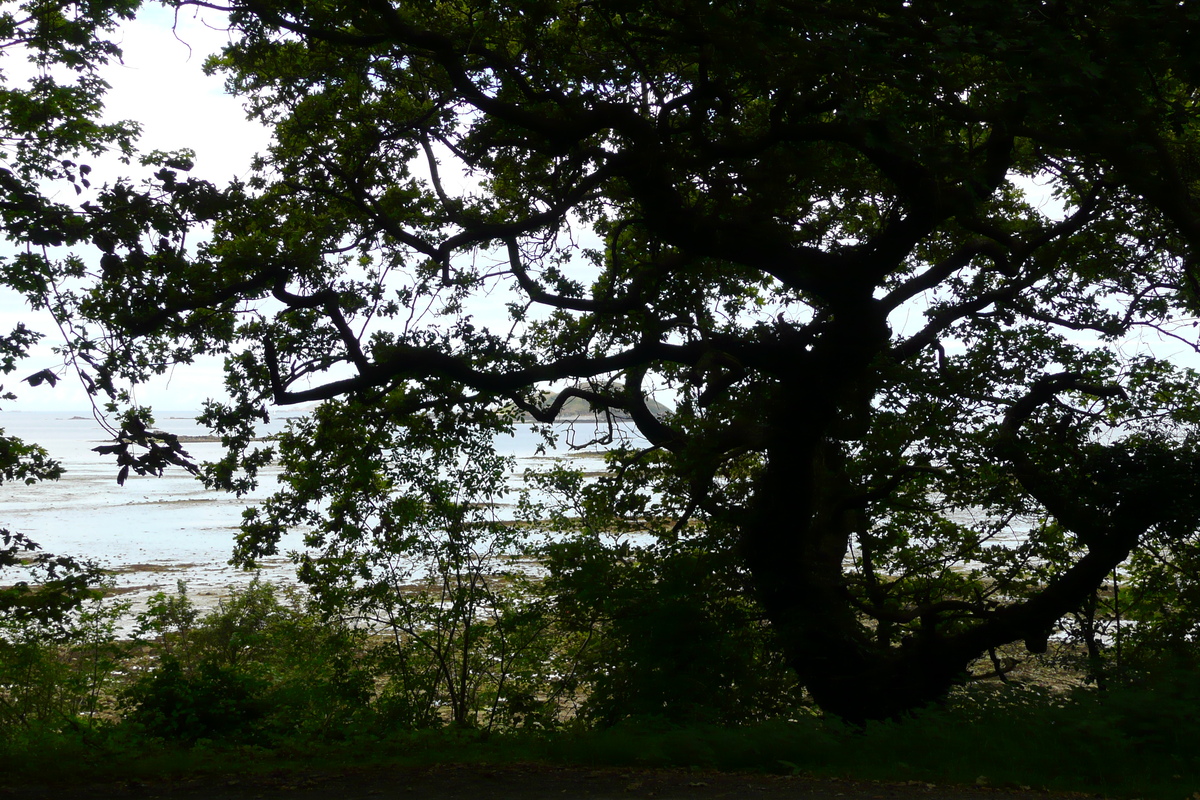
[10,0,1200,720]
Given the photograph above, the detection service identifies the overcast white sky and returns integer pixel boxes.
[1,4,269,412]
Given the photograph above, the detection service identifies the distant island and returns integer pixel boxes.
[511,388,672,422]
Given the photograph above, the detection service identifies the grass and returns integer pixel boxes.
[533,699,1199,799]
[3,682,1198,800]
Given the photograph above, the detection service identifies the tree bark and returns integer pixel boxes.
[741,421,979,722]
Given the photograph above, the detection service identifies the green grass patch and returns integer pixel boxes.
[4,680,1198,800]
[533,682,1200,799]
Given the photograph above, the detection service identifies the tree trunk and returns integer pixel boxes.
[732,313,1156,722]
[740,417,1145,722]
[740,419,978,722]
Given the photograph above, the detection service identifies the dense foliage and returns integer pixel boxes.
[7,0,1200,724]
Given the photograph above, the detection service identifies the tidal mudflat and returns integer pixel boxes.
[1,411,624,629]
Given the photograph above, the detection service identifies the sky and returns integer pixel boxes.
[1,4,270,412]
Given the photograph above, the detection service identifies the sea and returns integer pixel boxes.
[0,410,631,624]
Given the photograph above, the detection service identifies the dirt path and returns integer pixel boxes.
[0,763,1081,800]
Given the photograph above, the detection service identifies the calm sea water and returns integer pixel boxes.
[0,410,630,620]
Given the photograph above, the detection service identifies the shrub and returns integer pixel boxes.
[0,591,129,745]
[120,656,267,744]
[122,578,373,744]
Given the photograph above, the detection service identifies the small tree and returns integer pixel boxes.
[239,399,551,728]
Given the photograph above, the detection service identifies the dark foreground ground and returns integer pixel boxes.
[0,763,1088,800]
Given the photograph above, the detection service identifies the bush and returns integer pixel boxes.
[524,454,805,728]
[0,591,129,745]
[541,536,804,726]
[122,579,373,744]
[120,656,267,743]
